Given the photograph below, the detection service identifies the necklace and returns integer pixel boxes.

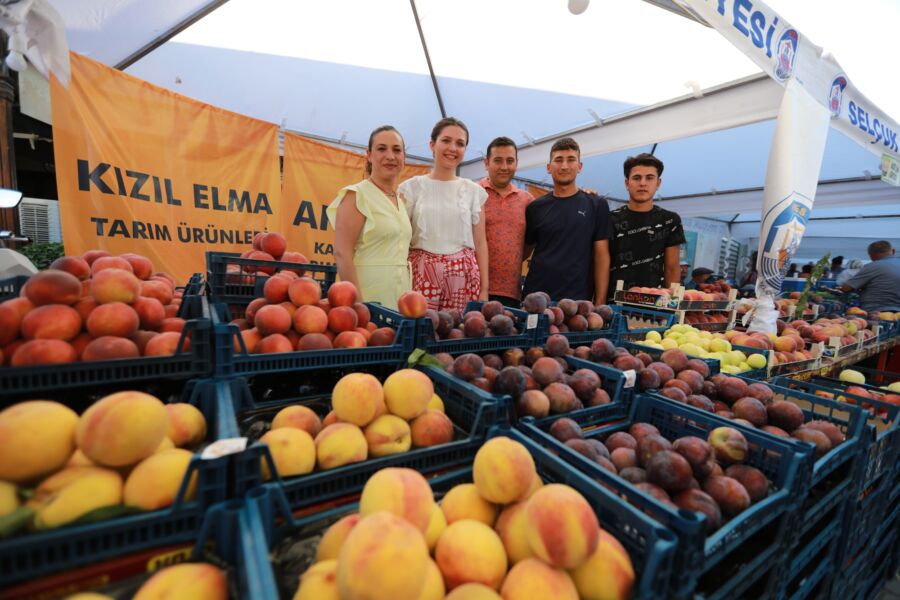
[368,177,397,198]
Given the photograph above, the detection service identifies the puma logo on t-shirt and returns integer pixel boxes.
[577,210,586,216]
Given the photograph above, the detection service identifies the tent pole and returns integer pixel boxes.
[409,0,447,119]
[0,31,19,238]
[114,0,231,70]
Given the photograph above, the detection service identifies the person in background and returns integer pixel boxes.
[522,137,611,302]
[400,117,489,312]
[840,241,900,313]
[479,136,534,308]
[740,251,759,289]
[679,262,690,285]
[800,263,814,279]
[329,125,411,309]
[684,267,713,290]
[785,263,798,278]
[836,259,863,287]
[828,256,844,279]
[608,153,685,296]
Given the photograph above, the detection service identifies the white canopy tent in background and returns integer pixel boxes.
[21,0,900,264]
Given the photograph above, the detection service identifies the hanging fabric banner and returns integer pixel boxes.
[749,79,830,332]
[280,133,430,264]
[50,53,283,283]
[674,0,899,161]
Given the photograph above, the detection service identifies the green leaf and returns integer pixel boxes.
[406,348,446,369]
[793,253,830,320]
[63,504,146,527]
[0,507,35,538]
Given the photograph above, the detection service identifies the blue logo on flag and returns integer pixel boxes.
[829,75,848,117]
[760,194,810,294]
[774,29,798,81]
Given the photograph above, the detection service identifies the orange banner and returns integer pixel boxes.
[50,53,283,284]
[281,133,430,264]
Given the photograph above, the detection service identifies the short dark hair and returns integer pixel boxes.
[831,256,844,265]
[366,125,404,175]
[868,240,893,255]
[624,153,664,178]
[430,117,469,147]
[801,263,813,273]
[550,137,580,159]
[486,136,517,159]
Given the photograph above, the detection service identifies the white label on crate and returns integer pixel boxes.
[202,437,248,459]
[526,314,538,330]
[623,369,637,388]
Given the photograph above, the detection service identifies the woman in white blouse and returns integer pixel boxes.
[399,117,489,312]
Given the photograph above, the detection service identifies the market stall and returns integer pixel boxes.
[1,1,899,599]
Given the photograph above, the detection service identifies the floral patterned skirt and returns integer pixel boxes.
[409,247,480,312]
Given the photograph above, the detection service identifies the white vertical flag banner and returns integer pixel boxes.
[749,79,830,332]
[674,0,899,162]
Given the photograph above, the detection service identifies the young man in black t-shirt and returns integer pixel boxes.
[522,137,612,301]
[609,153,685,298]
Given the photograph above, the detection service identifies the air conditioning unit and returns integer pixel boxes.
[17,197,61,244]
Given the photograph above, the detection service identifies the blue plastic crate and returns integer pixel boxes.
[817,366,899,389]
[0,294,215,401]
[231,364,510,500]
[780,378,900,491]
[778,515,841,600]
[0,378,234,587]
[210,299,416,378]
[519,393,809,600]
[419,301,549,354]
[205,250,337,304]
[0,274,28,300]
[242,426,678,600]
[614,304,678,335]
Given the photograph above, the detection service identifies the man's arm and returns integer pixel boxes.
[593,240,610,303]
[841,265,874,293]
[664,246,681,288]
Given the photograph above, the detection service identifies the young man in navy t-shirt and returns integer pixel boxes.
[522,137,612,302]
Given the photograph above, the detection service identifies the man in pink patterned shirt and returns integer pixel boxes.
[479,137,534,308]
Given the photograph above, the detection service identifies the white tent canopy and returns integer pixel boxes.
[46,0,900,260]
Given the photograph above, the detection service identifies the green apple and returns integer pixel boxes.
[645,330,662,343]
[889,382,900,393]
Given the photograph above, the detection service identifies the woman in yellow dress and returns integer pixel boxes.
[328,125,412,309]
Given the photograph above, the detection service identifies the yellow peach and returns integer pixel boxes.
[164,403,207,448]
[124,449,197,510]
[261,428,316,480]
[331,372,384,427]
[441,483,497,526]
[500,558,579,600]
[417,559,445,600]
[383,369,433,420]
[271,405,322,438]
[524,484,599,570]
[494,501,534,564]
[569,528,636,600]
[336,512,429,600]
[314,423,367,470]
[76,391,168,467]
[473,436,536,504]
[364,414,411,457]
[28,466,123,529]
[359,467,435,534]
[0,400,79,483]
[133,563,227,600]
[444,584,502,599]
[425,503,447,552]
[435,519,508,590]
[315,513,360,562]
[293,559,339,600]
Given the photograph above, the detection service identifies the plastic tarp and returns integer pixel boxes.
[43,0,900,240]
